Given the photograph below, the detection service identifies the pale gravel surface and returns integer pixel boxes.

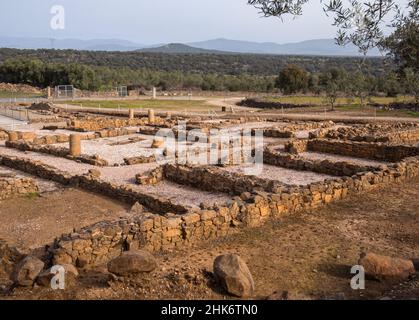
[54,133,158,165]
[300,151,391,167]
[134,181,232,209]
[224,163,335,186]
[0,144,231,207]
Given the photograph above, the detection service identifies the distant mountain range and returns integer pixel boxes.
[0,36,381,56]
[137,43,227,54]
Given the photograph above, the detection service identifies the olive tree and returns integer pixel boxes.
[247,0,416,58]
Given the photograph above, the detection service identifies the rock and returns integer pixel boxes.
[267,290,312,300]
[107,250,157,276]
[359,252,415,281]
[130,202,145,214]
[213,254,254,297]
[13,256,44,286]
[88,169,101,178]
[37,264,79,288]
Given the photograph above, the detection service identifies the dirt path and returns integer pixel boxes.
[0,188,129,251]
[6,176,418,300]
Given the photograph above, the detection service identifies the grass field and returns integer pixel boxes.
[265,95,414,106]
[63,99,218,111]
[0,91,44,98]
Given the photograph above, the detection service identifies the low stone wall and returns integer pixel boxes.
[307,139,419,162]
[0,155,187,215]
[263,129,294,138]
[69,117,162,132]
[51,155,419,267]
[263,148,377,177]
[124,155,156,165]
[136,167,163,185]
[5,141,109,167]
[284,139,309,154]
[323,123,419,144]
[0,175,38,200]
[163,164,281,194]
[0,130,8,141]
[11,128,139,145]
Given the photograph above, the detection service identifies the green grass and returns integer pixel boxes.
[63,99,218,111]
[25,192,40,199]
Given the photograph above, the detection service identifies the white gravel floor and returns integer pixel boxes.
[0,144,232,208]
[300,151,391,167]
[53,134,158,165]
[224,164,335,186]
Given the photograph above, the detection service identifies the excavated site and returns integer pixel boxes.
[0,103,418,300]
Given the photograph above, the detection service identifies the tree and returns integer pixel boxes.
[248,0,415,57]
[319,68,346,110]
[382,1,419,71]
[404,68,419,103]
[347,71,376,107]
[275,64,309,94]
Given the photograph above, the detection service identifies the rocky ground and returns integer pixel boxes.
[2,176,418,300]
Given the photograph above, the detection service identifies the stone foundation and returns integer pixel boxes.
[307,139,419,162]
[51,155,419,267]
[5,141,109,167]
[0,175,38,200]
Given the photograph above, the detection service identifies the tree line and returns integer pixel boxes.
[0,58,416,102]
[0,48,388,76]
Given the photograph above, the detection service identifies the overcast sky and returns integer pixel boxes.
[0,0,408,44]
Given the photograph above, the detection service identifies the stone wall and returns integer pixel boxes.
[5,141,109,167]
[10,128,138,145]
[0,130,8,141]
[136,167,163,185]
[69,117,160,132]
[0,175,38,200]
[163,164,281,194]
[263,148,377,177]
[51,155,419,267]
[0,155,187,215]
[323,123,419,144]
[307,139,419,162]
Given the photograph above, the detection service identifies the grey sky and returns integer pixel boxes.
[0,0,407,44]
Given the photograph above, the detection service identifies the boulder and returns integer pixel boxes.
[107,250,157,276]
[37,264,79,288]
[359,252,415,281]
[12,256,44,286]
[213,254,254,297]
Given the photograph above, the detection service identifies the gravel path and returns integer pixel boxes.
[224,164,335,186]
